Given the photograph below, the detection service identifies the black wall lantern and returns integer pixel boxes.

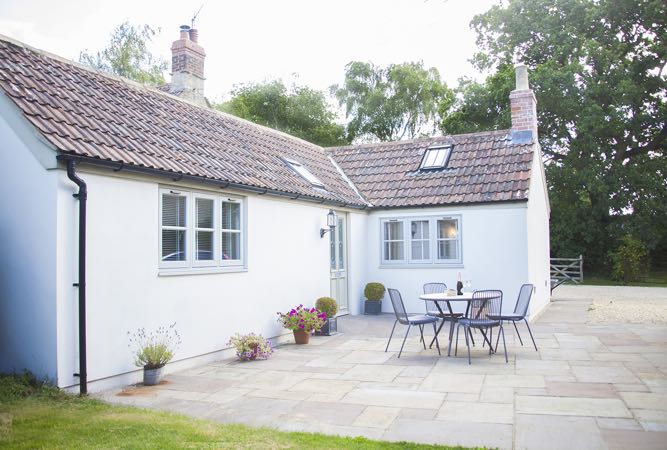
[320,209,337,238]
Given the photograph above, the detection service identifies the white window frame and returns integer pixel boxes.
[220,196,244,267]
[159,189,190,269]
[409,219,431,263]
[379,215,462,267]
[381,219,406,264]
[159,187,247,273]
[435,217,461,263]
[192,193,217,268]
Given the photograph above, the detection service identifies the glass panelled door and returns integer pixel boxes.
[330,212,348,313]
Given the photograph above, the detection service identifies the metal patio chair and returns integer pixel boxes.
[491,284,538,352]
[385,288,441,358]
[454,289,507,364]
[423,283,465,349]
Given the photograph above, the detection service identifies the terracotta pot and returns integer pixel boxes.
[293,329,311,344]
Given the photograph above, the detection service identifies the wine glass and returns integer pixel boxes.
[465,279,472,292]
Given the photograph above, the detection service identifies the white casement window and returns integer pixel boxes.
[221,198,243,266]
[380,215,462,266]
[159,188,246,272]
[193,195,215,266]
[161,190,189,268]
[382,220,405,262]
[410,220,430,262]
[436,218,460,262]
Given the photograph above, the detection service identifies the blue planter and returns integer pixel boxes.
[364,300,382,315]
[143,366,164,386]
[315,317,337,336]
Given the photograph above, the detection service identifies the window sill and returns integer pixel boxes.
[158,266,248,277]
[379,263,464,269]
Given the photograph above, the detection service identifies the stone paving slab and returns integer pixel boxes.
[383,417,513,449]
[516,395,632,418]
[515,414,607,450]
[100,287,667,449]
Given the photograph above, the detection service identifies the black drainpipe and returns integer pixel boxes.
[66,160,87,395]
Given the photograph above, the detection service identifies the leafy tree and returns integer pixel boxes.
[217,80,349,147]
[79,22,167,85]
[441,64,514,135]
[610,234,648,284]
[446,0,666,271]
[332,62,453,142]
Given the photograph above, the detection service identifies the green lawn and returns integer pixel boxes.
[582,269,667,288]
[0,374,473,450]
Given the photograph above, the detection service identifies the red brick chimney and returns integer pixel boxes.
[509,64,537,144]
[170,25,206,106]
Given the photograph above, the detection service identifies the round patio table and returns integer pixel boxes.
[419,292,477,356]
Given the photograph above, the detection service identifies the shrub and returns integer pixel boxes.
[610,234,648,284]
[228,333,273,361]
[0,372,64,402]
[277,305,326,332]
[128,323,182,370]
[364,282,386,301]
[315,297,338,318]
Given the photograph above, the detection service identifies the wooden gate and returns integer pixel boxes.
[550,255,583,293]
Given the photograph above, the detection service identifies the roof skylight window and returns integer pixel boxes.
[284,158,325,188]
[420,145,452,170]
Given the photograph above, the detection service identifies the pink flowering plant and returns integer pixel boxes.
[277,304,326,332]
[228,332,273,361]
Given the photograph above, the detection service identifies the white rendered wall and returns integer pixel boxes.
[0,99,59,380]
[365,204,529,316]
[55,169,345,390]
[525,146,551,318]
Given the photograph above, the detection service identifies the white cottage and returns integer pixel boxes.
[0,29,549,392]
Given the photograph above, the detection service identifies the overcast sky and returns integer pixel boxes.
[0,0,499,103]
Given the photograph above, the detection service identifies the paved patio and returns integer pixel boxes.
[102,287,667,449]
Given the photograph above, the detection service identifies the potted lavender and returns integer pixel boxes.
[128,323,181,386]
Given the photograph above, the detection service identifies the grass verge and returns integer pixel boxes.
[582,269,667,288]
[0,373,474,450]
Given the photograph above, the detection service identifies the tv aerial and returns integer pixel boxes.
[191,4,204,29]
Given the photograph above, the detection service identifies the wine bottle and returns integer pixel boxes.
[457,272,463,295]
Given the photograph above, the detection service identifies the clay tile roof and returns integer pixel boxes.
[328,131,534,208]
[0,36,367,207]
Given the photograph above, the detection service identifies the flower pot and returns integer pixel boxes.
[364,300,382,315]
[143,366,164,386]
[315,317,337,336]
[293,329,311,344]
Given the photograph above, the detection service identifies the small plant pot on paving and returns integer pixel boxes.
[143,366,164,386]
[314,296,338,336]
[363,282,386,315]
[277,304,326,345]
[127,323,181,386]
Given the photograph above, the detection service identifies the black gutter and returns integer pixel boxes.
[65,160,88,395]
[57,155,369,210]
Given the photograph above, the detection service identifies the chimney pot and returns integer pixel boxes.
[515,64,529,90]
[179,25,190,40]
[189,28,198,43]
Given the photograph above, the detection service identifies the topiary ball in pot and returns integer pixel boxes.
[364,282,385,315]
[315,297,338,336]
[315,297,338,318]
[364,282,385,301]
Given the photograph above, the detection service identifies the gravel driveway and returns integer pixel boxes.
[552,285,667,324]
